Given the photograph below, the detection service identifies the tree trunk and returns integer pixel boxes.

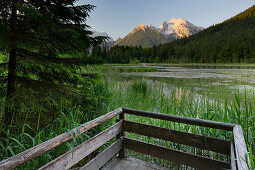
[4,47,17,126]
[3,2,17,127]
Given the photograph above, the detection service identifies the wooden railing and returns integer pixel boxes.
[0,108,250,170]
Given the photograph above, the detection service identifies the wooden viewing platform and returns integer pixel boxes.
[102,157,169,170]
[0,108,250,170]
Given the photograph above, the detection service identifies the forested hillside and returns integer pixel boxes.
[103,5,255,63]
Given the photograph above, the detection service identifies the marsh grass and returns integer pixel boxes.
[0,80,114,169]
[98,66,158,74]
[0,109,116,169]
[105,76,255,169]
[0,107,118,169]
[118,67,158,73]
[131,80,148,96]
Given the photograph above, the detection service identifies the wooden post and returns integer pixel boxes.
[233,125,250,170]
[117,112,126,158]
[230,141,237,170]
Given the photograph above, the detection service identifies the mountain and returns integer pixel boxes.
[114,24,169,48]
[91,30,115,48]
[91,30,114,42]
[115,37,122,44]
[114,19,203,48]
[159,19,203,38]
[106,5,255,63]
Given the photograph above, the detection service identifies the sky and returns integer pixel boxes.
[76,0,254,40]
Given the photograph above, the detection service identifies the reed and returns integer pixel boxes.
[105,77,255,169]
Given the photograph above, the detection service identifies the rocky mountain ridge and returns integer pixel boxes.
[114,18,203,47]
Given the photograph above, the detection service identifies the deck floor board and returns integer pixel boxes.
[102,157,169,170]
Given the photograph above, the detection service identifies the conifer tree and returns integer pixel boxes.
[0,0,105,128]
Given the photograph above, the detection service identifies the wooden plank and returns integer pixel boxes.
[101,157,169,170]
[123,120,231,155]
[230,141,237,170]
[233,125,250,170]
[80,139,122,170]
[0,108,123,170]
[123,137,230,170]
[122,108,235,131]
[38,121,123,170]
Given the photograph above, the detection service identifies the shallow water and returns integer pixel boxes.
[105,65,255,104]
[117,65,255,89]
[120,66,255,82]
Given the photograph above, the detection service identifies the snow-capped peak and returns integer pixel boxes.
[91,30,114,42]
[169,19,177,23]
[148,24,157,30]
[159,20,175,35]
[159,21,168,30]
[134,24,147,31]
[132,24,158,33]
[160,18,203,38]
[130,18,203,41]
[169,18,186,24]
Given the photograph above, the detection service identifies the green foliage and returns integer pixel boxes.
[131,80,148,96]
[0,53,7,63]
[0,53,7,115]
[118,67,157,73]
[129,58,140,64]
[0,0,106,128]
[105,45,145,63]
[0,80,112,169]
[248,146,255,170]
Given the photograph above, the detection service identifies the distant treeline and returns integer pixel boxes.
[94,6,255,63]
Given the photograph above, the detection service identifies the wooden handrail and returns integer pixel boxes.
[122,108,236,131]
[0,108,122,170]
[123,108,250,169]
[0,108,250,170]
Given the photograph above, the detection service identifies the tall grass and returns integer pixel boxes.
[105,77,255,169]
[0,107,117,169]
[0,81,114,169]
[102,66,158,73]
